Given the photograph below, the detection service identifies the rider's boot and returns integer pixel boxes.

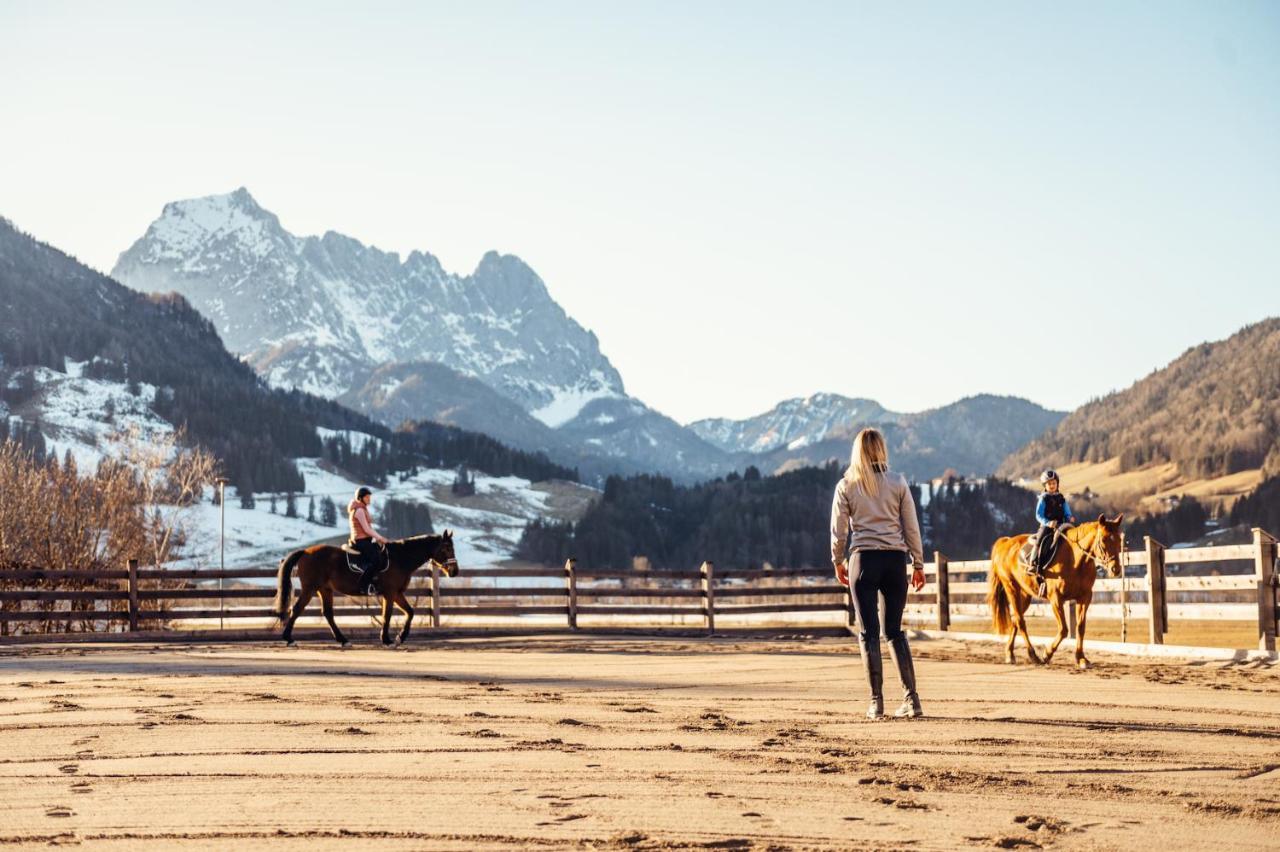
[356,562,379,595]
[858,635,885,719]
[889,634,923,718]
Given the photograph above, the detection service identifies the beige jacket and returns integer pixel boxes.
[829,471,925,568]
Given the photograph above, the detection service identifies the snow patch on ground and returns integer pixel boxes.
[24,368,173,472]
[177,460,560,576]
[315,427,385,454]
[531,385,619,427]
[10,372,580,580]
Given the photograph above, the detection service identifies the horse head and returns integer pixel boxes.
[431,529,460,578]
[1091,514,1125,578]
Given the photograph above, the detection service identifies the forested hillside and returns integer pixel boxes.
[1000,319,1280,482]
[518,465,1073,569]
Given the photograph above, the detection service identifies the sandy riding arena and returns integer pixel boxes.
[0,634,1277,850]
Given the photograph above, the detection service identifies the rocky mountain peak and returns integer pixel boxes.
[112,189,625,419]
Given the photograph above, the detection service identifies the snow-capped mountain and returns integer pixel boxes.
[689,394,900,454]
[693,393,1065,480]
[112,188,624,423]
[558,396,733,480]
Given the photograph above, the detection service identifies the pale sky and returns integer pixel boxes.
[2,2,1278,424]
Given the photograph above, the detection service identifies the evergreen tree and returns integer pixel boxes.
[239,489,256,510]
[307,496,316,524]
[320,496,338,527]
[285,492,298,518]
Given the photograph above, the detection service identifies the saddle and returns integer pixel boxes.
[342,542,387,576]
[1018,529,1062,574]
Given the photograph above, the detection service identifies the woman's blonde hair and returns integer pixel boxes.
[844,427,889,497]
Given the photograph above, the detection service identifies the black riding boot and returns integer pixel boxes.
[889,634,923,718]
[356,562,379,595]
[858,635,885,719]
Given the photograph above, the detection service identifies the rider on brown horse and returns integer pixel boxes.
[348,486,388,594]
[1029,469,1076,595]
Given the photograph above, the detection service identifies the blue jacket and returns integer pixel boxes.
[1036,492,1074,525]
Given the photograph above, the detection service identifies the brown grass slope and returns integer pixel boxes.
[999,318,1280,485]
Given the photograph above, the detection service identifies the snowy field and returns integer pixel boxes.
[181,459,575,572]
[10,366,596,577]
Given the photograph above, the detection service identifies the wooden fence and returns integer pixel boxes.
[2,529,1276,651]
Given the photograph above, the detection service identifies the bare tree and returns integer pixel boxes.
[107,425,221,570]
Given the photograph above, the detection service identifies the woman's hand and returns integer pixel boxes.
[834,561,849,587]
[910,566,925,592]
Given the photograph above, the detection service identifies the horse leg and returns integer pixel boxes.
[1074,594,1094,670]
[1013,596,1043,665]
[282,586,316,646]
[380,594,394,646]
[1002,581,1020,664]
[393,590,414,646]
[1042,594,1070,665]
[320,588,349,647]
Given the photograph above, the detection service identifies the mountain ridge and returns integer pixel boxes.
[112,188,625,420]
[697,392,1065,480]
[998,317,1280,508]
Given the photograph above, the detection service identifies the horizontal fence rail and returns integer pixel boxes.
[1,530,1276,651]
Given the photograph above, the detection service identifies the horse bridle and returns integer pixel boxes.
[429,557,459,573]
[1066,528,1120,576]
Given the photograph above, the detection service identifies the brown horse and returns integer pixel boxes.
[987,515,1124,669]
[273,531,459,647]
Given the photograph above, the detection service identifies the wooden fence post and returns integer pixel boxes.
[127,558,139,632]
[1254,528,1277,653]
[1144,536,1166,644]
[700,561,715,636]
[565,558,578,630]
[430,560,441,630]
[934,551,950,631]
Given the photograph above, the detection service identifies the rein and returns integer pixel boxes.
[1064,525,1118,575]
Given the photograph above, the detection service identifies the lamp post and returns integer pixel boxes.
[217,477,229,631]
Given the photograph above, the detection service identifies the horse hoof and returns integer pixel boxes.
[285,640,296,648]
[340,641,351,649]
[1077,659,1090,670]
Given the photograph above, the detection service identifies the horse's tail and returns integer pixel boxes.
[988,545,1013,636]
[273,549,304,623]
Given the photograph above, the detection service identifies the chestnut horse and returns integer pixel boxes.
[987,515,1123,669]
[273,531,459,647]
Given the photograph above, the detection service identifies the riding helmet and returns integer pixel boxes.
[355,486,372,500]
[1039,469,1059,484]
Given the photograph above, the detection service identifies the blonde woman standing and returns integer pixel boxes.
[829,428,926,719]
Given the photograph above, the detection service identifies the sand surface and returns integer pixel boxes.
[0,634,1277,850]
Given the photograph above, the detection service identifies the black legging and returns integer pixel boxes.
[850,549,908,642]
[352,538,380,571]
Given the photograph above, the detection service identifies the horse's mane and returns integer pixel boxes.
[1064,521,1101,542]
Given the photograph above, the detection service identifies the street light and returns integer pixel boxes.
[217,477,229,631]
